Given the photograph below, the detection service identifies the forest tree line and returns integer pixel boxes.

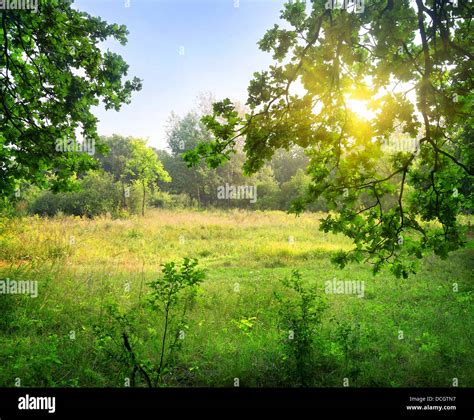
[4,98,332,217]
[4,91,472,219]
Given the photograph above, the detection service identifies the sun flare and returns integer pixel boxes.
[345,98,376,121]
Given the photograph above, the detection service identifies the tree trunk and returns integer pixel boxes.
[142,181,146,216]
[121,182,128,210]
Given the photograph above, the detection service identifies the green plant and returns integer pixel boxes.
[231,316,257,338]
[333,320,362,377]
[99,258,205,387]
[146,258,204,386]
[28,172,123,218]
[275,270,327,387]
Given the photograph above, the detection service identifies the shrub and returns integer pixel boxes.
[149,191,196,209]
[28,172,127,217]
[275,270,327,386]
[96,258,204,387]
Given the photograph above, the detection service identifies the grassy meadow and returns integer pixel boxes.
[0,209,473,387]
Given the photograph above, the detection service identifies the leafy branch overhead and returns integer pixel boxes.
[0,0,142,196]
[184,0,473,277]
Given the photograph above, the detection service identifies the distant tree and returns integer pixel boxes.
[279,168,312,211]
[126,140,171,216]
[252,166,280,210]
[167,112,212,157]
[97,135,135,209]
[0,1,141,199]
[270,147,309,186]
[162,111,219,206]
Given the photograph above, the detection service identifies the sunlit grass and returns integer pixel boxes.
[0,209,472,387]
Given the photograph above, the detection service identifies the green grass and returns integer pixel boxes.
[0,209,472,387]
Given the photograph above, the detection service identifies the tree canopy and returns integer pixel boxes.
[184,0,473,277]
[0,0,141,197]
[126,139,171,216]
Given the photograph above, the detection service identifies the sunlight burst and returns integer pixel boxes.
[345,98,376,121]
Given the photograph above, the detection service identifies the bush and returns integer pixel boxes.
[150,191,197,209]
[28,172,132,218]
[278,169,328,212]
[275,270,328,386]
[95,258,204,387]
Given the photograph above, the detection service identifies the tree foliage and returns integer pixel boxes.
[185,0,473,277]
[0,0,142,197]
[126,139,171,216]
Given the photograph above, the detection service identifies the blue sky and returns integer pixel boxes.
[73,0,288,150]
